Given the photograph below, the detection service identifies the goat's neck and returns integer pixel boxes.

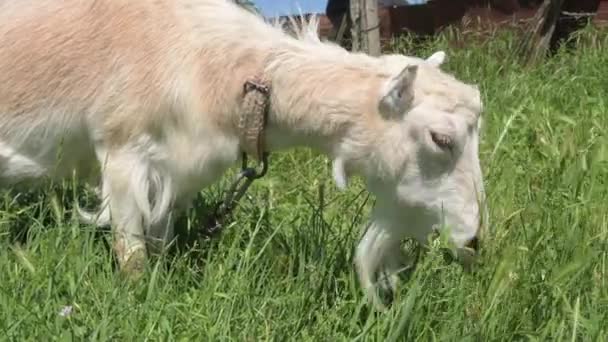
[261,65,384,161]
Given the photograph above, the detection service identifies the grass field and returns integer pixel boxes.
[1,27,607,341]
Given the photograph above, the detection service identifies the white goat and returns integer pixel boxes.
[0,0,487,310]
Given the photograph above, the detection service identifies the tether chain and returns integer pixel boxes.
[202,76,271,237]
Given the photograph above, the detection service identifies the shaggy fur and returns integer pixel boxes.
[0,0,487,310]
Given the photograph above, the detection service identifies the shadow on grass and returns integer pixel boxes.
[0,183,228,273]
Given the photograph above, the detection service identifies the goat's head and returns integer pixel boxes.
[333,51,488,309]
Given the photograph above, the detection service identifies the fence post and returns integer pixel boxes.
[350,0,381,56]
[516,0,566,64]
[349,0,361,52]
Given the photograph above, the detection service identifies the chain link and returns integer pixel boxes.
[203,152,269,238]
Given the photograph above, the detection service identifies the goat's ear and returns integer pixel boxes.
[426,51,446,67]
[378,64,418,119]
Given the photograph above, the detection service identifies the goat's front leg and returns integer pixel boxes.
[376,241,418,303]
[104,151,149,278]
[354,217,409,311]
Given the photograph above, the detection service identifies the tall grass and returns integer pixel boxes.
[1,27,607,340]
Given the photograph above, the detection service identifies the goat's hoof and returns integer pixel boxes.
[119,248,147,281]
[374,270,399,311]
[379,272,398,307]
[456,247,478,273]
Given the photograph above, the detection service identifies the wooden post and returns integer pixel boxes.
[349,0,361,52]
[363,0,381,56]
[516,0,566,64]
[350,0,381,56]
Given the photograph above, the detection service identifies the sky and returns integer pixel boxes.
[253,0,329,18]
[252,0,429,18]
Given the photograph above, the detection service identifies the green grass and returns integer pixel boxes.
[1,28,607,341]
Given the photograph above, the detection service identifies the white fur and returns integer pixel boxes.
[332,157,348,190]
[0,3,487,311]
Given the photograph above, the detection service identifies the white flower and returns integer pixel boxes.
[59,305,73,317]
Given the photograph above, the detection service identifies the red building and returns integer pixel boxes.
[307,0,608,44]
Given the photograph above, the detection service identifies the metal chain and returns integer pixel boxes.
[203,152,269,237]
[202,74,271,238]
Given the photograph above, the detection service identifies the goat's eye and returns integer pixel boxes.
[430,131,454,150]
